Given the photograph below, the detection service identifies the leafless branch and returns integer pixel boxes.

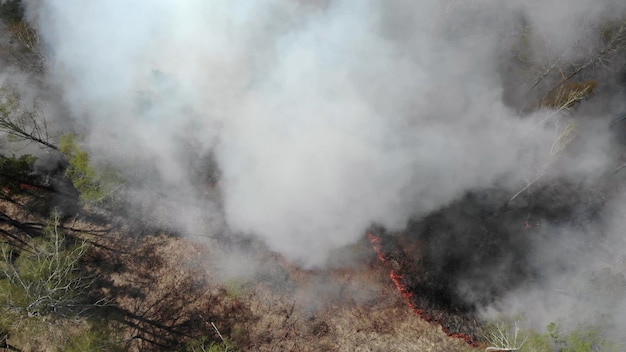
[485,321,528,352]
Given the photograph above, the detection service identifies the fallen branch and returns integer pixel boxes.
[211,322,224,342]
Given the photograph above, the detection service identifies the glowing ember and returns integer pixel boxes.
[368,232,479,347]
[367,233,387,263]
[19,183,44,191]
[390,270,413,299]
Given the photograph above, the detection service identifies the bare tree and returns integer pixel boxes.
[485,321,528,352]
[0,84,58,151]
[0,210,96,319]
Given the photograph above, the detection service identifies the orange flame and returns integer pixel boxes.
[368,233,479,347]
[367,233,387,263]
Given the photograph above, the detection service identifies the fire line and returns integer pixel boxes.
[368,233,479,347]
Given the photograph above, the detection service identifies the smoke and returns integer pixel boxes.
[18,0,626,337]
[21,1,537,263]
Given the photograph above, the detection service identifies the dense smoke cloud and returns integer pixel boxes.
[19,0,626,334]
[21,1,559,263]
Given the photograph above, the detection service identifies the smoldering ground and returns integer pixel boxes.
[13,0,626,341]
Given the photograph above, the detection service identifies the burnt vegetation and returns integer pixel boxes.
[363,8,626,347]
[370,179,614,341]
[0,1,626,352]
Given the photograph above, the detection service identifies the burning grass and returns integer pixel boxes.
[80,226,478,351]
[0,158,615,351]
[369,233,481,347]
[363,179,613,349]
[0,180,482,351]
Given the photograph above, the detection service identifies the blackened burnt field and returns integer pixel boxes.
[370,178,612,340]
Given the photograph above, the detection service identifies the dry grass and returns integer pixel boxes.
[245,292,475,351]
[3,318,88,352]
[0,196,93,352]
[538,80,597,110]
[7,21,38,53]
[85,229,479,351]
[0,190,480,351]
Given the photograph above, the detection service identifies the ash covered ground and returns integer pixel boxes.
[370,176,618,342]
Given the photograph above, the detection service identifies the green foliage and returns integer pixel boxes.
[185,336,238,352]
[59,133,123,206]
[0,152,61,217]
[0,211,92,318]
[0,153,39,194]
[523,329,552,352]
[60,132,101,203]
[484,319,619,352]
[224,278,248,299]
[63,322,123,352]
[0,85,20,120]
[483,319,530,351]
[0,211,107,350]
[546,322,619,352]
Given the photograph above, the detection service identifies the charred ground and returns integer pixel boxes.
[370,175,617,341]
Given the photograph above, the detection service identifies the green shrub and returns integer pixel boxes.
[0,211,92,318]
[59,133,124,206]
[483,320,619,352]
[0,154,39,194]
[223,278,248,299]
[185,336,238,352]
[63,322,123,352]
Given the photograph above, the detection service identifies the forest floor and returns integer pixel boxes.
[84,223,479,351]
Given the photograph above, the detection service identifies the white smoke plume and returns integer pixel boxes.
[19,1,626,335]
[19,1,562,264]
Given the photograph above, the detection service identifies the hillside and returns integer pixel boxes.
[1,1,626,351]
